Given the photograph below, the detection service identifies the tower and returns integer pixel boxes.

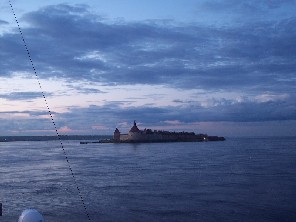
[113,128,120,142]
[129,120,140,133]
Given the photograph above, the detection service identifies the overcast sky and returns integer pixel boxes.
[0,0,296,137]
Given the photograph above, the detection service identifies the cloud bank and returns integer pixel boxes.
[0,2,295,136]
[0,4,294,91]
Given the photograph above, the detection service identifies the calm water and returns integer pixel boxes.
[1,137,296,222]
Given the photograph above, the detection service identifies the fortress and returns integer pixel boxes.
[112,121,225,143]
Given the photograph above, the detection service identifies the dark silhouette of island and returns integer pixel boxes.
[99,121,225,143]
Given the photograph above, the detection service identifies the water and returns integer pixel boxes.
[1,137,296,221]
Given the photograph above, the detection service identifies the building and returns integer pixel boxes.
[113,121,211,142]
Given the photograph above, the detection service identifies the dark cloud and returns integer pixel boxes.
[1,94,295,135]
[0,91,50,100]
[52,96,296,131]
[0,3,295,135]
[0,3,295,94]
[0,110,55,135]
[0,19,9,25]
[199,0,296,19]
[64,85,106,94]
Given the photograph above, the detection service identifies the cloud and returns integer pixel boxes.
[0,19,9,25]
[1,93,295,135]
[0,3,295,94]
[0,110,55,135]
[51,95,296,132]
[0,91,49,100]
[65,85,106,94]
[0,3,295,136]
[198,0,296,21]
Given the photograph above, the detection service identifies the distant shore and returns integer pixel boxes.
[81,135,226,144]
[0,135,111,142]
[0,135,225,143]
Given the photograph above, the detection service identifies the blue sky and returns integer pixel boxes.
[0,0,296,136]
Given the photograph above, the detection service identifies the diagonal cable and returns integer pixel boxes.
[8,1,91,221]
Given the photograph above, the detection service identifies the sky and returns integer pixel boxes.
[0,0,296,137]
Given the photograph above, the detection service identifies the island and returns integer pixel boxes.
[95,121,225,143]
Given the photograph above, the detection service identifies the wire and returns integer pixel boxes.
[8,1,91,221]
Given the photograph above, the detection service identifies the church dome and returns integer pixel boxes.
[129,120,140,132]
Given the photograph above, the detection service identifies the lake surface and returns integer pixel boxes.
[1,137,296,221]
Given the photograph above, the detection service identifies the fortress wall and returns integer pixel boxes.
[120,134,129,141]
[128,132,140,140]
[120,131,198,142]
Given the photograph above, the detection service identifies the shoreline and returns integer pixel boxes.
[81,135,226,144]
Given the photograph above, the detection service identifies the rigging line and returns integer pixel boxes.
[8,1,91,221]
